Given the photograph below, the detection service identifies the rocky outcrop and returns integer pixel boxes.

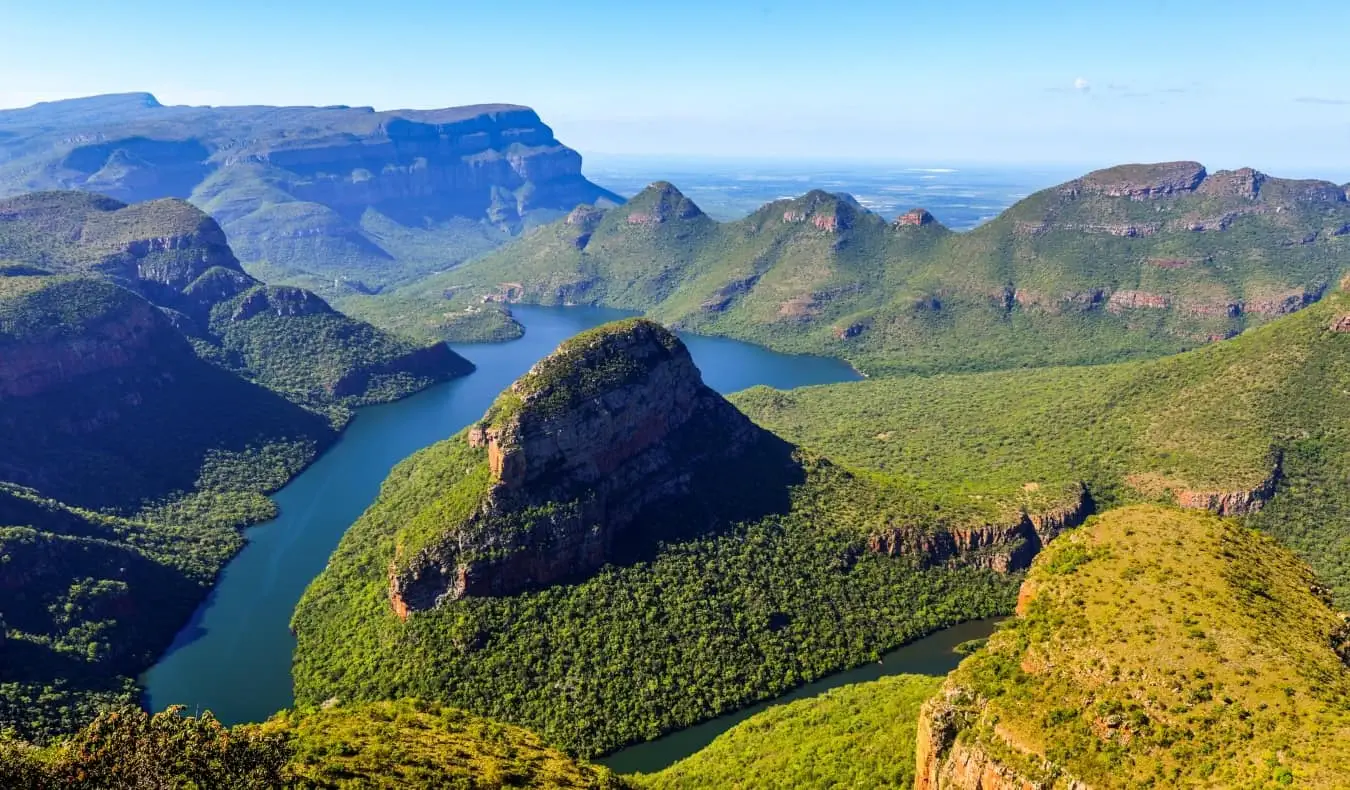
[914,691,1081,790]
[896,208,936,227]
[388,319,786,613]
[1106,290,1170,312]
[1068,161,1207,200]
[1244,286,1324,317]
[779,191,854,234]
[1330,314,1350,333]
[1173,456,1281,516]
[1197,167,1264,199]
[868,486,1091,572]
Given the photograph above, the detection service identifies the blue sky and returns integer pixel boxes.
[2,0,1348,172]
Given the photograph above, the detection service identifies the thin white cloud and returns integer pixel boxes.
[1296,96,1350,106]
[1073,77,1091,93]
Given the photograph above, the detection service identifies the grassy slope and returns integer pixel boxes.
[939,505,1350,788]
[0,700,625,789]
[733,287,1350,604]
[388,168,1350,374]
[634,674,942,790]
[271,700,625,789]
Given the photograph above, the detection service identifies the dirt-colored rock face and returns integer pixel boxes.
[868,486,1091,573]
[1172,458,1281,517]
[1197,167,1264,199]
[896,208,935,227]
[389,320,774,613]
[1106,290,1170,312]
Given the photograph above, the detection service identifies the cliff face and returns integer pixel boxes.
[0,95,622,291]
[868,486,1091,573]
[389,319,782,613]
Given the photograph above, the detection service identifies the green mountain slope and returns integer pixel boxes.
[0,93,622,296]
[292,321,1019,757]
[393,162,1350,375]
[294,285,1350,766]
[0,191,474,411]
[733,285,1350,605]
[634,674,942,790]
[918,505,1350,788]
[0,192,470,740]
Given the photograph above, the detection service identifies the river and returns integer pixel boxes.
[600,617,1002,774]
[141,305,861,725]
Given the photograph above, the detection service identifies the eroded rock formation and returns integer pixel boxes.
[389,319,792,614]
[868,486,1091,572]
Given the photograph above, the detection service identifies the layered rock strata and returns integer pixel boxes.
[389,319,781,613]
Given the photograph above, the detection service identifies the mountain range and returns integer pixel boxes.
[393,162,1350,375]
[0,93,620,301]
[2,90,1350,787]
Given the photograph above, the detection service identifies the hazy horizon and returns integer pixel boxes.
[3,0,1349,173]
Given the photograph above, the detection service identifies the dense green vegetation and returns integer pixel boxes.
[734,287,1350,604]
[635,674,941,789]
[205,285,474,411]
[386,165,1350,375]
[0,700,622,788]
[293,442,1016,758]
[934,505,1350,788]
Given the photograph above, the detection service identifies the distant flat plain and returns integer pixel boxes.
[584,156,1085,228]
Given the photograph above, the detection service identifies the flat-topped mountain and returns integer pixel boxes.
[0,93,621,296]
[391,162,1350,375]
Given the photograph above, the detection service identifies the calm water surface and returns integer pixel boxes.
[600,617,1003,775]
[142,305,860,724]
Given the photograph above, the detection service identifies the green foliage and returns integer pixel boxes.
[273,699,626,789]
[0,700,620,789]
[22,706,289,789]
[734,289,1350,603]
[633,674,942,790]
[205,286,473,411]
[940,505,1350,788]
[0,192,466,740]
[293,444,1017,758]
